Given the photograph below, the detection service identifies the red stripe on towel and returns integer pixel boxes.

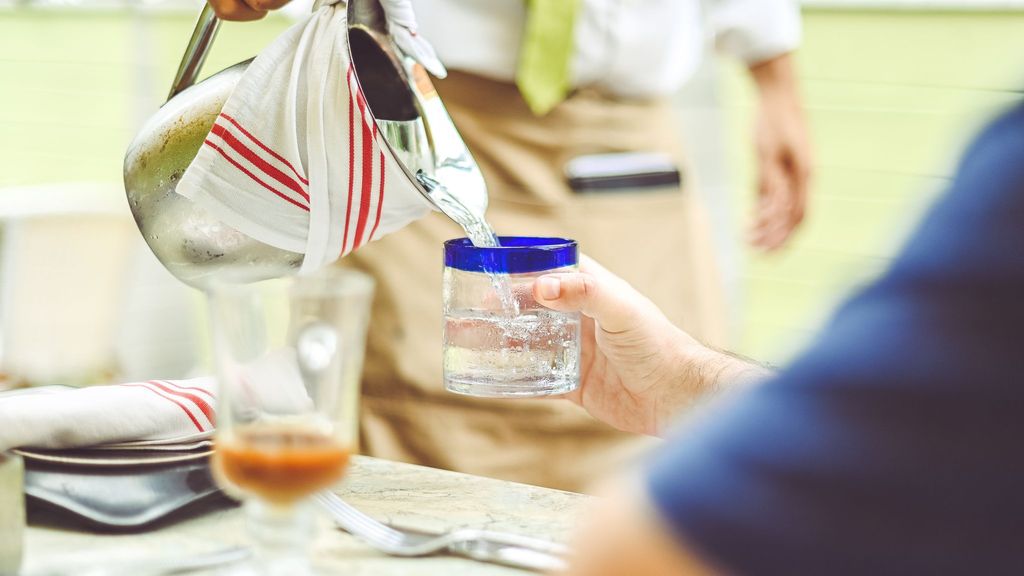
[341,65,356,257]
[203,141,310,212]
[161,380,215,401]
[122,383,204,432]
[368,145,385,243]
[146,381,216,427]
[353,91,374,250]
[219,113,309,185]
[211,122,310,203]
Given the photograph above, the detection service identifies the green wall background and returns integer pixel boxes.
[2,8,1023,363]
[723,10,1024,362]
[0,9,292,187]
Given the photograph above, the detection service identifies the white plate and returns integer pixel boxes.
[14,447,212,468]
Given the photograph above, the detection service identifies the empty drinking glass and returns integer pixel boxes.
[443,237,581,398]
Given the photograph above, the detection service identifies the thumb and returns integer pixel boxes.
[533,273,643,334]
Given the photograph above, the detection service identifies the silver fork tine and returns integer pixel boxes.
[339,513,405,546]
[343,512,402,544]
[317,493,400,540]
[315,491,406,546]
[313,491,568,572]
[315,493,374,537]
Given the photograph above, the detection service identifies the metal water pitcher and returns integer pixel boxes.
[124,0,487,287]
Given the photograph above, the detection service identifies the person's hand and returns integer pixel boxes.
[207,0,292,21]
[533,257,763,437]
[749,52,812,251]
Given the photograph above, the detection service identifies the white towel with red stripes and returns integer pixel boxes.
[0,372,307,451]
[176,0,443,272]
[0,379,217,452]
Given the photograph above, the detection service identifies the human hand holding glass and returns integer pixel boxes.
[207,268,373,575]
[532,257,767,437]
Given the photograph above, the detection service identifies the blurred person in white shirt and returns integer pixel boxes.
[209,0,811,491]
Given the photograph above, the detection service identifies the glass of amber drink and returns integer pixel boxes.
[206,268,374,576]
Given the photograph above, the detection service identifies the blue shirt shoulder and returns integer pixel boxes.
[647,103,1024,576]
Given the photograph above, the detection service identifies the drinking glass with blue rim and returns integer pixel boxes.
[443,237,581,398]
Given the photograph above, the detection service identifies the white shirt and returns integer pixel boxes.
[411,0,802,99]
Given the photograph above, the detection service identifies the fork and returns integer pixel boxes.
[314,491,569,572]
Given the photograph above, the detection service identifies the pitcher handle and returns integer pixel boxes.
[167,3,221,101]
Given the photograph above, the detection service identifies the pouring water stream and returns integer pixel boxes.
[416,172,520,317]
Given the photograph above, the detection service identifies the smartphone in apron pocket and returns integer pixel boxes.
[565,152,682,195]
[561,151,725,344]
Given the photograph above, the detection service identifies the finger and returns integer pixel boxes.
[757,203,793,251]
[749,190,778,247]
[758,217,791,251]
[538,313,593,408]
[753,195,791,249]
[750,194,779,242]
[533,273,643,334]
[765,151,812,250]
[787,149,812,229]
[564,314,595,406]
[750,161,790,250]
[754,154,785,215]
[208,0,267,21]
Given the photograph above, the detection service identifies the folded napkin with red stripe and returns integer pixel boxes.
[0,379,216,452]
[0,359,310,452]
[177,0,445,273]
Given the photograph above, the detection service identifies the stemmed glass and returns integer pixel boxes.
[206,268,374,575]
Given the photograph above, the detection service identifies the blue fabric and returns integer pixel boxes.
[444,236,577,273]
[647,103,1024,575]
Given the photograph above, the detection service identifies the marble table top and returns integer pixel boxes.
[22,456,589,575]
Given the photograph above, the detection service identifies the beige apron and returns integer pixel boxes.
[344,71,726,492]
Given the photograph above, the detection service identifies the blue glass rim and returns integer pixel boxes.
[444,237,578,274]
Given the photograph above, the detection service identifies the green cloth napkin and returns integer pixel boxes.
[516,0,580,116]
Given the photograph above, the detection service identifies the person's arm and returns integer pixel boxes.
[530,262,764,574]
[706,0,811,250]
[747,52,811,250]
[533,256,769,437]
